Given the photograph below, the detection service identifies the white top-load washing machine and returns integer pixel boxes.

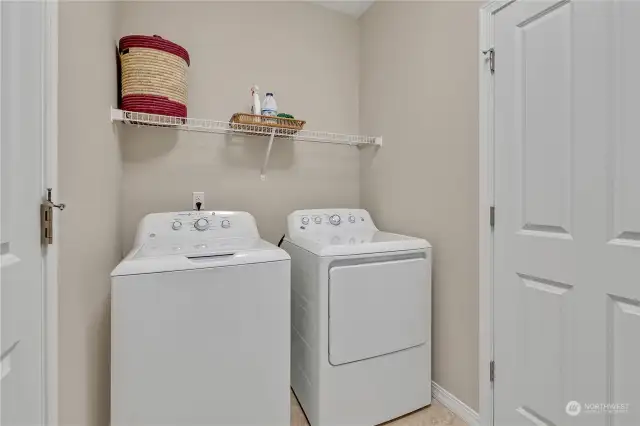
[281,209,432,426]
[111,211,290,426]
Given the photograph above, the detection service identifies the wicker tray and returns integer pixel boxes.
[230,113,306,135]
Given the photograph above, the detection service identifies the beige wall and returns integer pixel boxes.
[359,1,480,410]
[58,2,121,425]
[118,1,360,250]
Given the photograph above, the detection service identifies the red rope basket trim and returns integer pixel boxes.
[122,94,187,118]
[119,35,190,66]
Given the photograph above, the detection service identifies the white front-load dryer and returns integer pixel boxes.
[111,211,290,426]
[281,209,432,426]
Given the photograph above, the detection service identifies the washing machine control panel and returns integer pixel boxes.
[290,209,377,233]
[135,211,261,244]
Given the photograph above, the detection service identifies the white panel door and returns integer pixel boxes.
[0,1,46,424]
[494,1,640,425]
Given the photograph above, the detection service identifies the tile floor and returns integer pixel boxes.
[290,392,468,426]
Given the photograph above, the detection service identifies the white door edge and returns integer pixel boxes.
[1,1,58,423]
[0,6,2,423]
[43,1,59,425]
[478,2,517,426]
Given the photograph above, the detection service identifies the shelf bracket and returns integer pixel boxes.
[260,129,277,181]
[110,106,124,123]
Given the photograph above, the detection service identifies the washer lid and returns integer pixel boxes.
[285,231,429,257]
[111,238,289,276]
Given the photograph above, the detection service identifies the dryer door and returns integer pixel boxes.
[328,257,430,365]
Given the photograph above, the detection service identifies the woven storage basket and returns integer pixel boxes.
[230,113,306,136]
[119,35,190,118]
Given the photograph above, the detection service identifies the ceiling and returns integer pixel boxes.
[311,1,375,18]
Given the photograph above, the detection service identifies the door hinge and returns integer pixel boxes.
[490,206,495,228]
[41,188,65,245]
[490,360,495,382]
[483,48,495,74]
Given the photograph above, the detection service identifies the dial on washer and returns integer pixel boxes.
[194,218,209,231]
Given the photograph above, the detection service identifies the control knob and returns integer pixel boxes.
[172,221,182,230]
[329,214,341,226]
[301,217,310,225]
[348,215,356,223]
[221,219,231,229]
[194,217,209,231]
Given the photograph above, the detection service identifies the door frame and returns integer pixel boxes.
[478,2,515,426]
[43,1,59,425]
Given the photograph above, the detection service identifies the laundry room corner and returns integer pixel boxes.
[57,1,123,425]
[359,1,482,415]
[54,1,483,425]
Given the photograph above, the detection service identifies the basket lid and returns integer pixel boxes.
[119,35,190,66]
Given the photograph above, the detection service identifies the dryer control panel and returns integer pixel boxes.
[133,211,260,245]
[287,209,377,235]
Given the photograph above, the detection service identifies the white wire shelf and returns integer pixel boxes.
[110,108,382,147]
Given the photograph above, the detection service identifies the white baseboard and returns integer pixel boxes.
[432,382,480,426]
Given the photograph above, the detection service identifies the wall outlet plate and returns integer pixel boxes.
[193,192,204,210]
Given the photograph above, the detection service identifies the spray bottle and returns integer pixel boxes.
[251,85,261,116]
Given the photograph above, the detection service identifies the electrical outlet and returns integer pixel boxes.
[192,192,204,210]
